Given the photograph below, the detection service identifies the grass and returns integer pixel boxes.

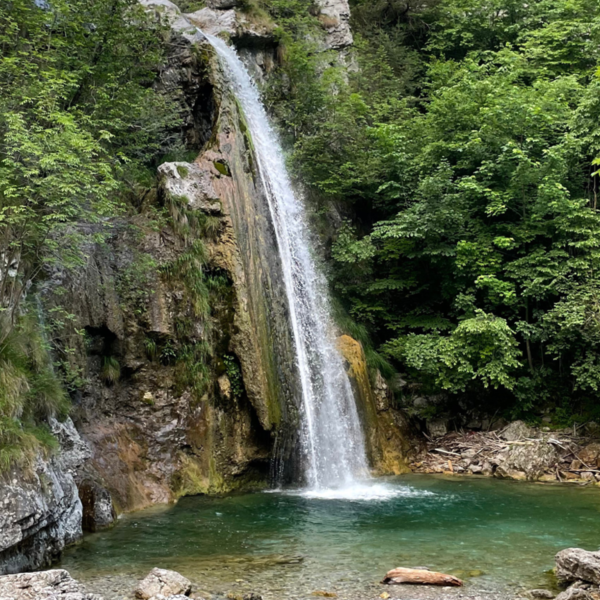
[0,311,69,472]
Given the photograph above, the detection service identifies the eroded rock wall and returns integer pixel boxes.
[0,419,87,575]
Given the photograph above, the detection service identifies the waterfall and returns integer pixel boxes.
[203,32,370,492]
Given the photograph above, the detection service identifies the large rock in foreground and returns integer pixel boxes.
[135,568,192,599]
[0,569,102,600]
[556,548,600,585]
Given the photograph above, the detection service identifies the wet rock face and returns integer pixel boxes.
[0,569,102,600]
[336,335,418,474]
[78,479,116,533]
[0,418,88,575]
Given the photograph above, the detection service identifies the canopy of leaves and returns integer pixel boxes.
[0,0,181,332]
[268,0,600,419]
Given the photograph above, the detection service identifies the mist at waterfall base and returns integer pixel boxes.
[61,475,600,599]
[204,32,378,496]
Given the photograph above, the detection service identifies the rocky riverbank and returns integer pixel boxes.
[7,546,600,600]
[411,421,600,484]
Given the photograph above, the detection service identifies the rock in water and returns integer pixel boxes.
[382,567,463,586]
[555,587,594,600]
[556,549,600,585]
[135,568,192,599]
[0,569,102,600]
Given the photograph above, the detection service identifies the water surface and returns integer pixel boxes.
[61,475,600,599]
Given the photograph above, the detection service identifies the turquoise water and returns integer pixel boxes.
[60,475,600,599]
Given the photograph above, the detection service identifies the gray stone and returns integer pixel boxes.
[500,420,532,441]
[0,569,102,600]
[158,162,222,215]
[186,7,237,37]
[0,418,87,574]
[140,0,204,43]
[427,419,448,438]
[525,590,555,599]
[135,568,192,600]
[556,548,600,585]
[495,441,558,481]
[555,586,593,600]
[315,0,353,49]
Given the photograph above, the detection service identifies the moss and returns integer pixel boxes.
[101,356,121,385]
[176,165,189,179]
[213,159,231,177]
[0,310,69,472]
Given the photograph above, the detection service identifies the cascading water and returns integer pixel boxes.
[203,32,370,492]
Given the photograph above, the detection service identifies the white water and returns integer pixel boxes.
[203,32,371,493]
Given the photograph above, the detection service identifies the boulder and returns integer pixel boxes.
[578,444,600,468]
[495,441,558,481]
[315,0,353,49]
[426,419,448,438]
[556,548,600,585]
[135,568,192,599]
[78,479,116,532]
[158,162,222,216]
[500,421,532,441]
[140,0,204,43]
[0,569,102,600]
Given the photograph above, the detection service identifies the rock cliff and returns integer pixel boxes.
[0,0,414,574]
[0,419,87,574]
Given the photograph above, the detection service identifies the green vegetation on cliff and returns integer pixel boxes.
[0,0,180,334]
[0,0,182,465]
[265,0,600,421]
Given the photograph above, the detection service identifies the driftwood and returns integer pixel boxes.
[382,567,463,587]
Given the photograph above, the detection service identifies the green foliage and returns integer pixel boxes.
[0,312,67,471]
[272,0,600,416]
[144,338,158,362]
[0,0,181,334]
[116,253,158,316]
[223,354,243,398]
[176,341,210,400]
[101,356,121,385]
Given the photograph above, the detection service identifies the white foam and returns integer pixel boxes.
[282,482,435,501]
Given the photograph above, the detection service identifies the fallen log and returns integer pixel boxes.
[382,567,463,587]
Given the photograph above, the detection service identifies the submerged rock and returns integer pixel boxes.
[135,568,192,599]
[0,569,102,600]
[525,590,555,599]
[556,548,600,585]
